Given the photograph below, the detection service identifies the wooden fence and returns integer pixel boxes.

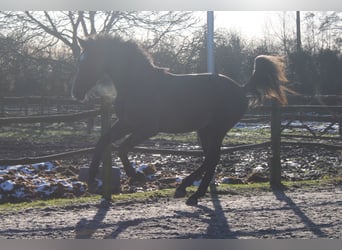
[1,96,342,199]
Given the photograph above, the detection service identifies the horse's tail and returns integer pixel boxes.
[246,55,296,106]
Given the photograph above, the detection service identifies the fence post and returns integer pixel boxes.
[101,99,113,201]
[270,100,282,187]
[0,95,3,116]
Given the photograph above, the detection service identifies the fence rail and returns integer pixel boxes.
[0,110,101,125]
[1,95,341,195]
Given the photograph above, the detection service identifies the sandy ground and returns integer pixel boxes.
[0,183,341,239]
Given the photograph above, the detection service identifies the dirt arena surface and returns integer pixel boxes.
[1,183,341,239]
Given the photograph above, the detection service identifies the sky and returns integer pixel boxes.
[207,11,296,41]
[214,11,276,38]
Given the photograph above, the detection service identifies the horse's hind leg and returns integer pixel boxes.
[174,128,210,198]
[185,128,227,206]
[187,125,235,206]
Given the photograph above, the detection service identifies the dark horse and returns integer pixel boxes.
[72,35,291,205]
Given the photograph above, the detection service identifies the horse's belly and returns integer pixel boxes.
[158,108,211,133]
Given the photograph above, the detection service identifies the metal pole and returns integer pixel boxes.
[207,11,216,188]
[207,11,215,73]
[296,11,302,53]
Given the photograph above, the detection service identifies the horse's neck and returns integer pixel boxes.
[112,64,163,91]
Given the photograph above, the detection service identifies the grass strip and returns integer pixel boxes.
[1,177,340,215]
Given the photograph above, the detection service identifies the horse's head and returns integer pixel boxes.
[72,38,108,101]
[72,35,160,101]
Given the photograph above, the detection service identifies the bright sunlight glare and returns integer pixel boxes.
[214,11,284,40]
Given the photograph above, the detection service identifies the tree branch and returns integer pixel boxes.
[24,11,72,48]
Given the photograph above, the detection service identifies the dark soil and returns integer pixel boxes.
[0,130,341,238]
[0,133,341,201]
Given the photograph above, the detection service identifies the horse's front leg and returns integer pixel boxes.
[117,129,157,182]
[174,165,206,198]
[88,120,130,189]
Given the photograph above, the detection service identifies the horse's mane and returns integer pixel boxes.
[90,34,161,71]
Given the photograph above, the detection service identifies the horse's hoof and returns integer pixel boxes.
[186,196,198,206]
[174,189,187,198]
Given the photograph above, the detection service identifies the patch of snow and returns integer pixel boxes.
[0,161,87,204]
[0,180,15,191]
[253,166,265,173]
[14,188,27,198]
[57,179,73,191]
[32,162,56,171]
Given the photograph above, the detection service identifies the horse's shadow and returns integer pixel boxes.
[74,200,111,239]
[183,185,237,239]
[73,186,333,239]
[271,187,329,238]
[73,186,236,239]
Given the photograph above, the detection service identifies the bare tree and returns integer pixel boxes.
[0,11,197,59]
[319,11,342,50]
[258,12,296,55]
[302,12,319,54]
[302,11,342,53]
[147,25,207,74]
[276,12,296,55]
[0,36,21,95]
[320,11,342,31]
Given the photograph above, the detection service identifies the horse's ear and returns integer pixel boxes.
[78,38,88,49]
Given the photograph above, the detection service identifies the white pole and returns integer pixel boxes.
[207,11,215,73]
[207,11,216,187]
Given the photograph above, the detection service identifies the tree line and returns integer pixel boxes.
[0,11,341,97]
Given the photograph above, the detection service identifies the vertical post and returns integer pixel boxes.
[270,100,282,187]
[39,96,45,133]
[207,11,216,188]
[0,95,3,116]
[101,99,112,201]
[24,96,29,116]
[296,11,302,53]
[207,11,215,74]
